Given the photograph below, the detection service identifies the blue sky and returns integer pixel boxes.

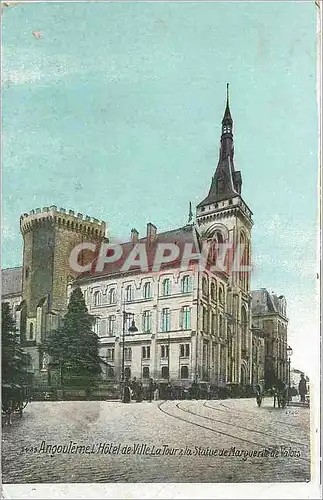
[2,2,318,376]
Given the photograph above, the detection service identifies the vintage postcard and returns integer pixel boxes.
[1,1,321,499]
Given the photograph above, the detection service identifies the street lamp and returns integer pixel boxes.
[287,345,293,401]
[121,310,138,402]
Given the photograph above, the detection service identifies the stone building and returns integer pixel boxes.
[251,288,288,387]
[1,90,288,389]
[71,89,254,388]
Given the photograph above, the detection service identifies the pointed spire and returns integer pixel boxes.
[222,82,232,125]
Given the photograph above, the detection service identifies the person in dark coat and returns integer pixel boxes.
[123,380,131,403]
[136,380,143,402]
[148,378,155,402]
[298,374,307,403]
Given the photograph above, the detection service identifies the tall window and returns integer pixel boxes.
[162,278,171,296]
[161,366,169,379]
[161,308,171,332]
[94,318,100,335]
[29,323,34,340]
[202,307,208,332]
[125,285,133,302]
[124,347,132,361]
[219,315,224,336]
[161,345,169,358]
[143,282,152,299]
[180,366,189,379]
[93,291,101,306]
[125,367,131,379]
[219,286,224,304]
[108,315,116,335]
[202,276,208,296]
[181,275,191,293]
[143,367,150,379]
[181,306,191,330]
[142,311,152,333]
[212,313,217,334]
[180,344,190,357]
[108,288,116,304]
[142,346,151,359]
[107,348,115,361]
[211,282,216,301]
[125,313,135,332]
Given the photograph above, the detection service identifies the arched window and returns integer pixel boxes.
[93,291,101,307]
[162,278,171,296]
[143,367,150,379]
[181,275,191,294]
[29,323,34,340]
[219,286,224,304]
[215,231,224,244]
[180,366,189,379]
[143,282,152,299]
[202,276,208,296]
[108,288,116,304]
[125,285,133,302]
[161,366,169,379]
[124,367,131,379]
[211,282,216,301]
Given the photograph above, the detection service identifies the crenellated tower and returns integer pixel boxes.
[19,206,107,372]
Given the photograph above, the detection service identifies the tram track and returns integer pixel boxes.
[217,401,307,429]
[157,400,310,464]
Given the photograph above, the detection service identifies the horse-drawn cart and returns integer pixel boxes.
[2,383,31,424]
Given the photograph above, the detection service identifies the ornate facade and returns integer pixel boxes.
[1,90,289,389]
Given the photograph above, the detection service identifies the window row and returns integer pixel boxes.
[105,343,190,362]
[91,276,193,307]
[110,365,190,380]
[201,277,225,304]
[202,307,226,335]
[93,307,192,335]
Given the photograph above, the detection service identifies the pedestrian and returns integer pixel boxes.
[123,380,131,403]
[148,378,155,402]
[298,373,307,403]
[136,380,143,402]
[131,377,137,401]
[166,381,173,400]
[207,384,211,400]
[154,383,159,401]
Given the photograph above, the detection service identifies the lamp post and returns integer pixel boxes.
[121,310,138,402]
[287,345,293,401]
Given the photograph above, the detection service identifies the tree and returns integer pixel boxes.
[43,287,102,390]
[1,302,29,386]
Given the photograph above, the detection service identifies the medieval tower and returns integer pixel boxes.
[18,206,107,375]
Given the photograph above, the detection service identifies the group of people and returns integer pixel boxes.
[254,373,308,408]
[123,377,159,403]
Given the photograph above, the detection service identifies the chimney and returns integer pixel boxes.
[131,228,139,244]
[146,222,157,245]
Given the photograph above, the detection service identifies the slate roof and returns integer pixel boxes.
[74,224,228,284]
[75,225,200,283]
[1,267,23,297]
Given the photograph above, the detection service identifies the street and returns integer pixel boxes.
[2,397,311,483]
